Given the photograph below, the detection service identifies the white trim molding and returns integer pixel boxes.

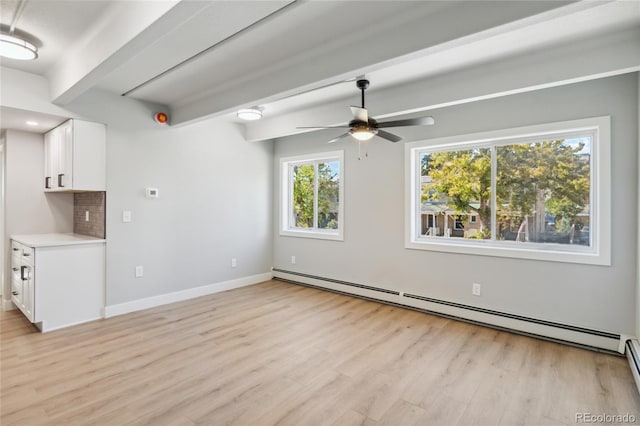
[405,116,611,266]
[279,150,345,241]
[104,272,272,318]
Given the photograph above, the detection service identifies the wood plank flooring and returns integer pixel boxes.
[1,280,638,425]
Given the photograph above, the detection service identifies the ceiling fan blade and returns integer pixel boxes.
[296,125,350,129]
[376,129,402,143]
[377,116,435,128]
[328,133,351,144]
[350,106,368,123]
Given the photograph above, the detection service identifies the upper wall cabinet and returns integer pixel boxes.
[44,119,106,192]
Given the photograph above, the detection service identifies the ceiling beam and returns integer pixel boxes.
[244,27,640,142]
[47,0,209,105]
[168,1,575,126]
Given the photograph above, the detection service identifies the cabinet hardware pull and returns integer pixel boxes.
[23,253,30,257]
[12,291,18,296]
[12,248,19,251]
[58,173,65,187]
[45,176,51,189]
[20,266,27,281]
[12,267,18,271]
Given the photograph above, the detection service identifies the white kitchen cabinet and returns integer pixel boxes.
[11,243,34,322]
[10,235,106,332]
[44,119,106,192]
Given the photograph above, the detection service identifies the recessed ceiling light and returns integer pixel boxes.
[0,33,37,60]
[237,108,262,121]
[26,120,38,126]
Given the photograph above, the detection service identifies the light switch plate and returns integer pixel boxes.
[122,210,132,223]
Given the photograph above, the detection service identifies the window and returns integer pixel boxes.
[280,151,344,240]
[405,117,610,265]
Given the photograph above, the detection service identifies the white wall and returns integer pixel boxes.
[64,90,273,306]
[273,73,639,335]
[637,71,640,338]
[2,130,74,303]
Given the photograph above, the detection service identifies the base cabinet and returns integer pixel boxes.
[10,239,105,332]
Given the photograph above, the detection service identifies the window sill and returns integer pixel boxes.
[280,229,343,241]
[405,237,610,266]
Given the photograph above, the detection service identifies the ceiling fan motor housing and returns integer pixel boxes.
[356,79,370,90]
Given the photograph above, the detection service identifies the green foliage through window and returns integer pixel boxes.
[420,135,591,246]
[290,159,341,231]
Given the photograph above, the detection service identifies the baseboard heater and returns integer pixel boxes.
[626,340,640,394]
[272,268,623,355]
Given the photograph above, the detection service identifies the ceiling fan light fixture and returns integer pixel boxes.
[350,128,376,141]
[237,108,262,121]
[0,33,37,60]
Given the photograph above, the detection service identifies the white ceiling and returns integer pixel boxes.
[0,106,66,132]
[0,0,639,135]
[0,0,111,75]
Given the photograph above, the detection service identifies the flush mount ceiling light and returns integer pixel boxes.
[0,33,37,60]
[237,107,262,121]
[1,0,37,60]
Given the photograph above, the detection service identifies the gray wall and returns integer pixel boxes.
[273,73,639,334]
[66,90,273,306]
[3,129,74,301]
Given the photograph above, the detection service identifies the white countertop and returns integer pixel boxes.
[11,233,106,248]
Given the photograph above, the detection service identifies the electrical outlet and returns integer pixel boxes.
[135,266,144,278]
[291,256,296,265]
[472,283,481,296]
[85,211,90,222]
[231,258,237,268]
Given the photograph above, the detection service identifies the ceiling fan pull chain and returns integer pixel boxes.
[358,141,362,160]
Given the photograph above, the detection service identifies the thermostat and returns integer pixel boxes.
[145,188,159,198]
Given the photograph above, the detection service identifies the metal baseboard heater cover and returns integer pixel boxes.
[626,340,640,394]
[272,268,622,355]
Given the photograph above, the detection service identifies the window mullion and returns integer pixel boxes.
[313,162,319,229]
[289,164,295,230]
[491,146,497,241]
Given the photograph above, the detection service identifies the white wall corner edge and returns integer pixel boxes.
[103,272,273,318]
[625,338,640,395]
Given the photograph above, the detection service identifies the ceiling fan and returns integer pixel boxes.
[298,78,435,144]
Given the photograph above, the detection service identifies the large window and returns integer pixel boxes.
[405,117,610,265]
[280,151,344,240]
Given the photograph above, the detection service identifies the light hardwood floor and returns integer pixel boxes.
[1,280,639,425]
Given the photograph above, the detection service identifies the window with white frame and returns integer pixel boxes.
[280,151,344,240]
[405,117,611,265]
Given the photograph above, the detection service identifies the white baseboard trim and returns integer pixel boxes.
[104,272,273,318]
[38,315,105,333]
[273,269,622,353]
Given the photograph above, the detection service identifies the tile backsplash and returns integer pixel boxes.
[74,192,106,238]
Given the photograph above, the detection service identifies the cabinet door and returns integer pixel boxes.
[56,120,73,190]
[44,131,54,190]
[22,265,35,322]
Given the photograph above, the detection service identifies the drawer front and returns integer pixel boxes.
[11,277,23,306]
[11,241,34,264]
